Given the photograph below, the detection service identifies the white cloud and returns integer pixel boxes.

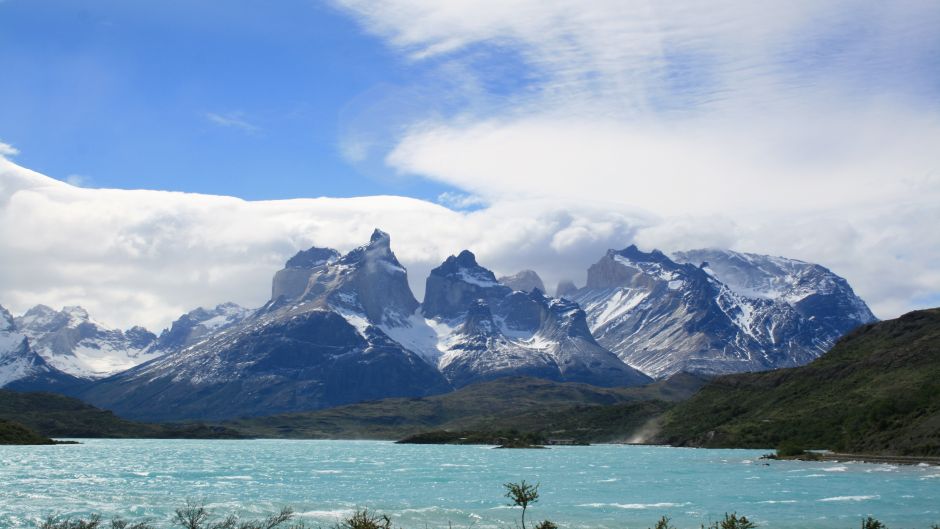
[205,111,259,133]
[1,157,936,334]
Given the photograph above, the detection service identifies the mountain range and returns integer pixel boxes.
[0,229,876,421]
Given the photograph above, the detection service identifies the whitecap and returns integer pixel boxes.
[313,470,342,474]
[758,500,798,504]
[817,495,879,502]
[821,466,848,472]
[597,478,619,483]
[577,502,686,509]
[297,509,353,520]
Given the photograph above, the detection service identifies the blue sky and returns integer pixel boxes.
[0,0,490,201]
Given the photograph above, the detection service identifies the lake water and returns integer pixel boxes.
[1,440,939,528]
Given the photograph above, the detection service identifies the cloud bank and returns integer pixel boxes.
[1,150,937,332]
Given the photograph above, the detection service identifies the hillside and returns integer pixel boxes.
[0,419,56,445]
[226,374,706,441]
[0,390,246,439]
[655,308,940,455]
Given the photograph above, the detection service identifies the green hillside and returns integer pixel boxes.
[226,374,705,441]
[656,308,940,455]
[0,419,57,445]
[0,390,246,439]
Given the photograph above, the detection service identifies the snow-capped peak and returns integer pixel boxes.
[0,305,13,332]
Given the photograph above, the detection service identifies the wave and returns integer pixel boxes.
[817,495,879,502]
[577,502,688,510]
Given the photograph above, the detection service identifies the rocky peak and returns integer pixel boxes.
[586,245,704,290]
[370,228,390,245]
[457,300,498,337]
[422,250,511,320]
[498,270,545,293]
[555,280,578,298]
[285,247,340,269]
[62,306,92,327]
[17,304,64,332]
[125,326,158,349]
[289,230,420,325]
[528,291,595,341]
[0,305,14,332]
[273,245,340,301]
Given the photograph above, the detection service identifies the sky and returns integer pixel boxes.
[1,0,939,330]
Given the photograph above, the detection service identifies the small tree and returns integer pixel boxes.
[504,480,540,529]
[533,521,557,529]
[335,510,391,529]
[650,516,676,529]
[861,518,886,529]
[702,513,757,529]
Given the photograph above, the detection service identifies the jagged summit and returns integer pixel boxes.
[555,280,578,298]
[285,247,340,269]
[370,228,390,244]
[572,244,877,378]
[0,304,82,390]
[457,300,499,337]
[0,305,13,332]
[423,251,651,388]
[498,270,545,293]
[422,249,510,320]
[13,305,159,379]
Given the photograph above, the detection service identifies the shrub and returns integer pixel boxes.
[861,518,887,529]
[334,510,391,529]
[650,516,676,529]
[775,441,806,458]
[703,512,757,529]
[533,521,557,529]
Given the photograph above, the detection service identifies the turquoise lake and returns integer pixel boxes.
[1,440,938,528]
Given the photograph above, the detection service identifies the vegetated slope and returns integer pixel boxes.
[655,308,940,455]
[0,418,56,445]
[0,390,245,438]
[226,374,706,442]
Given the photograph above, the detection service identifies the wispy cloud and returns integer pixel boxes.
[205,111,259,133]
[328,0,940,318]
[0,141,19,158]
[65,174,89,187]
[436,191,487,210]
